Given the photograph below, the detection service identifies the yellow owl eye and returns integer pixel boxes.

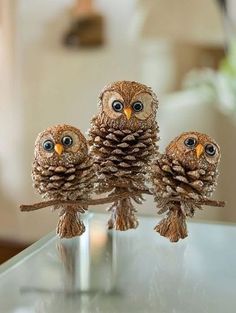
[43,140,54,152]
[205,144,216,156]
[132,101,143,112]
[112,100,123,112]
[62,136,73,147]
[184,137,197,148]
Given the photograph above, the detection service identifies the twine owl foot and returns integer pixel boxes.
[154,208,188,242]
[57,209,85,239]
[108,198,139,231]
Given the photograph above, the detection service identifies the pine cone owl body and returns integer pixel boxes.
[151,131,221,242]
[32,156,95,202]
[89,120,158,193]
[88,81,159,230]
[32,124,96,238]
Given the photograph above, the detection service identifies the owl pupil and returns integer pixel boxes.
[132,101,143,112]
[205,144,216,156]
[62,136,73,147]
[184,137,196,148]
[43,140,54,151]
[112,101,123,112]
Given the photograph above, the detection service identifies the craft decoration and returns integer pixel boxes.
[31,124,96,238]
[88,81,159,230]
[20,82,226,242]
[150,131,223,242]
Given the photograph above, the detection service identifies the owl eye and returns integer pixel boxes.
[43,140,54,152]
[132,101,143,112]
[205,144,216,156]
[184,137,197,148]
[112,100,123,112]
[62,136,73,147]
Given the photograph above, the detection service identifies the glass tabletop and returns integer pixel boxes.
[0,213,236,313]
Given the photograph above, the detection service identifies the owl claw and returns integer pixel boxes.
[56,211,85,238]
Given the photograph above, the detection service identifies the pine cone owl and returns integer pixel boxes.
[151,131,221,242]
[88,80,159,230]
[32,124,96,238]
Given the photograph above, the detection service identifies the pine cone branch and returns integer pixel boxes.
[20,193,225,212]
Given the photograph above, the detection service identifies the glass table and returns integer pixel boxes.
[0,213,236,313]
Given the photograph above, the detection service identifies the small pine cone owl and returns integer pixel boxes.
[88,81,159,231]
[32,124,96,238]
[150,131,221,242]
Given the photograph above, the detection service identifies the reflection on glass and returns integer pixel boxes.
[0,215,236,312]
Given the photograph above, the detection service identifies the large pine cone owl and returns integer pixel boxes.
[32,124,96,238]
[88,81,159,230]
[150,131,221,242]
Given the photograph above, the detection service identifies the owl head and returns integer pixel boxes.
[34,124,88,166]
[97,81,158,130]
[166,131,220,171]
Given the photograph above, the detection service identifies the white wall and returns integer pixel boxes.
[0,0,25,240]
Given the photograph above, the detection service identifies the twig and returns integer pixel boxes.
[195,199,225,207]
[167,197,226,208]
[20,190,225,213]
[20,191,150,212]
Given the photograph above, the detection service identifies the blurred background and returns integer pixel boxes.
[0,0,236,261]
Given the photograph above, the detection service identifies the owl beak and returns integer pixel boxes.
[196,144,204,158]
[124,107,132,120]
[54,143,64,156]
